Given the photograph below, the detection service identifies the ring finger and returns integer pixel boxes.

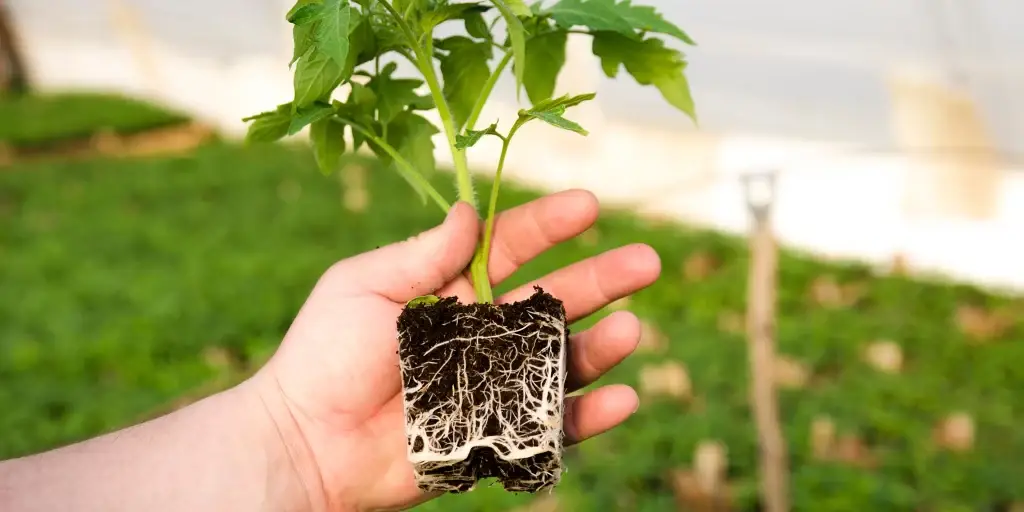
[565,311,642,392]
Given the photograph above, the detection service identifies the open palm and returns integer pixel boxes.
[251,190,661,511]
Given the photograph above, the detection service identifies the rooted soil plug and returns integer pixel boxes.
[396,288,569,493]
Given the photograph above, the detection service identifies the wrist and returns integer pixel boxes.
[237,372,330,512]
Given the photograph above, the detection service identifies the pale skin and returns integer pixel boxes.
[0,190,662,512]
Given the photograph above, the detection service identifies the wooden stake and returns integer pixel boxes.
[741,171,790,512]
[0,0,30,94]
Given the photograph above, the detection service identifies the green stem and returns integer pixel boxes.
[469,124,518,303]
[414,38,491,301]
[462,49,514,302]
[345,122,450,212]
[377,2,475,207]
[376,0,490,301]
[418,36,476,208]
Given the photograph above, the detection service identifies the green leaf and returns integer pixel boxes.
[315,0,352,67]
[547,0,635,37]
[293,50,345,107]
[290,0,320,65]
[286,0,320,20]
[530,92,595,111]
[338,82,377,151]
[243,104,293,143]
[523,31,568,105]
[310,117,347,175]
[463,10,491,39]
[406,295,440,308]
[420,3,485,32]
[393,0,428,18]
[379,112,441,203]
[369,21,406,51]
[523,109,587,134]
[345,15,379,76]
[350,81,378,110]
[369,63,432,125]
[591,32,696,122]
[503,0,532,17]
[489,0,528,99]
[293,28,314,66]
[288,101,335,135]
[654,67,695,124]
[516,92,595,135]
[390,111,439,173]
[240,109,277,123]
[437,36,491,130]
[287,3,323,25]
[288,0,353,69]
[592,0,696,44]
[455,122,500,149]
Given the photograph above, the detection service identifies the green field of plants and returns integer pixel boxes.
[2,94,1023,511]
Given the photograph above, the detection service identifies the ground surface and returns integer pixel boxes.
[1,93,1023,511]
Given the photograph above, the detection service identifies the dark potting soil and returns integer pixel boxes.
[397,287,569,493]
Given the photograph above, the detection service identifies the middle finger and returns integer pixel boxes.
[441,189,600,300]
[565,310,642,392]
[497,243,661,322]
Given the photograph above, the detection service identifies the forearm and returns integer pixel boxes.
[0,381,319,512]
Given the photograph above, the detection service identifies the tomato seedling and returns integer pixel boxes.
[245,0,696,494]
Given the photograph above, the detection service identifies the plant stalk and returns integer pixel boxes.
[377,0,490,299]
[375,1,474,207]
[470,125,517,303]
[413,41,490,301]
[418,36,476,209]
[461,50,515,302]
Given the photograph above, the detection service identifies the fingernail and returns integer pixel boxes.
[414,207,455,243]
[445,203,460,223]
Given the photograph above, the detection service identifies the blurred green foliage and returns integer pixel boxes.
[1,94,1023,511]
[0,92,189,148]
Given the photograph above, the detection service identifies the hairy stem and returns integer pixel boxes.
[419,36,476,207]
[461,51,512,302]
[470,124,518,303]
[416,36,486,300]
[377,0,490,301]
[376,1,473,206]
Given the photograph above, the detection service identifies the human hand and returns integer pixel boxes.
[245,190,662,511]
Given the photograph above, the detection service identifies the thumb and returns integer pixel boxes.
[338,202,480,302]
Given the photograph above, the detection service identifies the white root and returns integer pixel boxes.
[398,307,568,493]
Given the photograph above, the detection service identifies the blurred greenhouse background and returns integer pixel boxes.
[9,0,1024,290]
[2,0,1024,510]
